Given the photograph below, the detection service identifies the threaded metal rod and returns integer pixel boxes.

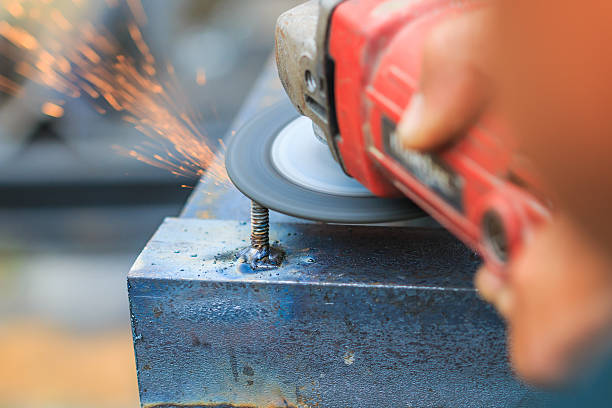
[250,201,269,250]
[237,201,282,271]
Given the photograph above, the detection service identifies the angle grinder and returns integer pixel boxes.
[226,99,424,224]
[226,0,551,273]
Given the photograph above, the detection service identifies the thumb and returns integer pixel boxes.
[397,8,493,151]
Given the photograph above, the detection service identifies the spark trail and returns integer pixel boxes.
[0,0,227,183]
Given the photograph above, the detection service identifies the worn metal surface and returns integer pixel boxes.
[129,218,533,407]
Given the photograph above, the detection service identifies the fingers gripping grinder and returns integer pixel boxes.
[226,0,550,273]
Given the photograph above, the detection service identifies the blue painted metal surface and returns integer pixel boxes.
[129,218,534,407]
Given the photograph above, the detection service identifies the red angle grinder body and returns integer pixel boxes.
[286,0,551,272]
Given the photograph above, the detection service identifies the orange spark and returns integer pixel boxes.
[103,93,122,110]
[57,57,71,73]
[78,44,101,63]
[196,68,206,86]
[15,61,35,78]
[91,32,116,55]
[0,0,229,183]
[127,22,154,64]
[126,0,147,26]
[0,21,39,50]
[41,102,64,118]
[143,64,155,76]
[6,2,24,18]
[0,74,20,95]
[79,80,99,98]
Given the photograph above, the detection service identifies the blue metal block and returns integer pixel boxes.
[128,217,533,407]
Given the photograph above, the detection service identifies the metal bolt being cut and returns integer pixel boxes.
[237,201,284,271]
[250,202,270,250]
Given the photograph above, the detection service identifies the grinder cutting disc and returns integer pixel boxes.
[225,100,424,224]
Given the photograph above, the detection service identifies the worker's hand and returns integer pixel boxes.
[397,2,612,389]
[396,8,506,324]
[476,216,612,386]
[397,8,493,151]
[495,216,612,386]
[395,8,515,373]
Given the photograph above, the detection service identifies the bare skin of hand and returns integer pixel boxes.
[397,8,492,151]
[397,5,612,387]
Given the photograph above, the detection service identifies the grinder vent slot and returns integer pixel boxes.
[305,95,328,121]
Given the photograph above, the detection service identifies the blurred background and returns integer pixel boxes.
[0,1,298,407]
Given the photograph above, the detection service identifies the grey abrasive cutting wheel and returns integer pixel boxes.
[225,100,424,224]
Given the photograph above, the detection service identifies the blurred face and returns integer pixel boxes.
[491,0,612,385]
